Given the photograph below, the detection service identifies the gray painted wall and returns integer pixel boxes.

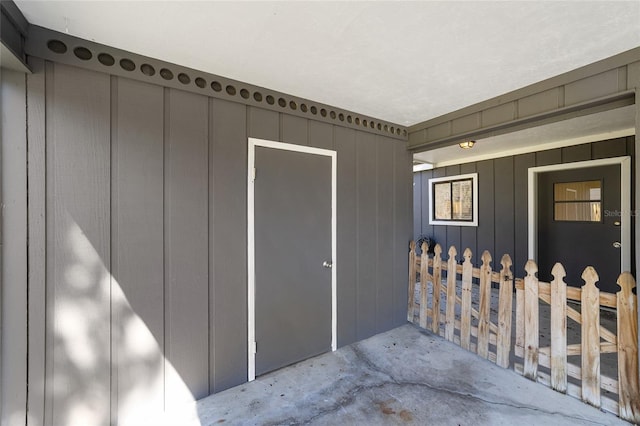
[22,58,412,425]
[1,68,28,426]
[413,136,635,277]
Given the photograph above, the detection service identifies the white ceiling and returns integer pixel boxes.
[14,1,640,128]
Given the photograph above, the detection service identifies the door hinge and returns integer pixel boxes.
[252,167,256,182]
[252,341,257,354]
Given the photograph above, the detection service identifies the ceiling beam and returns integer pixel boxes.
[408,47,640,152]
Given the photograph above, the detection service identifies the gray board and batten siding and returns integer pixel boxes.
[4,28,412,425]
[413,136,636,277]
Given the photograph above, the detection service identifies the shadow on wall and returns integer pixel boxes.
[25,213,200,426]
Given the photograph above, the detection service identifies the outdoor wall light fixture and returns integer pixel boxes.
[459,140,475,149]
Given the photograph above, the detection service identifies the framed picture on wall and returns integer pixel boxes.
[429,173,478,226]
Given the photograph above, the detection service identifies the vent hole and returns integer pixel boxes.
[310,106,317,115]
[390,127,395,134]
[47,40,67,54]
[211,81,222,92]
[384,125,388,131]
[226,85,236,95]
[377,123,382,130]
[289,101,297,110]
[300,104,308,112]
[178,73,191,84]
[355,117,360,125]
[403,129,408,136]
[253,92,263,102]
[370,121,375,129]
[98,53,115,66]
[266,95,275,105]
[240,89,250,99]
[120,59,136,72]
[339,113,344,121]
[278,98,286,107]
[347,115,352,123]
[320,108,327,117]
[329,111,336,119]
[73,47,92,61]
[140,64,155,76]
[160,68,174,80]
[195,77,206,88]
[396,128,401,135]
[363,119,368,127]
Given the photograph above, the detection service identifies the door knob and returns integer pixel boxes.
[323,261,333,269]
[613,241,622,249]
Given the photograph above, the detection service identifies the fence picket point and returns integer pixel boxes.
[460,248,473,351]
[550,262,568,393]
[445,246,458,342]
[523,260,539,380]
[616,272,640,423]
[496,254,513,368]
[581,266,601,408]
[477,250,492,359]
[431,244,443,334]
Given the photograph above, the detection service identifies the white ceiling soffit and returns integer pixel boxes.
[413,105,636,168]
[14,1,640,127]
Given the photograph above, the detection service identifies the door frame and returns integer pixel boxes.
[527,156,631,275]
[247,137,337,381]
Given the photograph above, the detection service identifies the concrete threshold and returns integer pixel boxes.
[195,324,625,425]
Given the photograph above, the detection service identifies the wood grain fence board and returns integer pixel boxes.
[431,245,443,334]
[541,342,617,356]
[515,279,525,361]
[616,272,640,423]
[538,350,619,394]
[550,263,568,393]
[477,251,492,359]
[460,248,473,351]
[537,281,617,308]
[539,293,616,344]
[454,294,499,334]
[496,254,513,368]
[523,260,539,380]
[581,267,601,408]
[419,243,429,329]
[445,247,458,342]
[407,241,416,322]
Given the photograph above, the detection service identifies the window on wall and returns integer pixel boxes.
[553,180,602,222]
[428,173,478,226]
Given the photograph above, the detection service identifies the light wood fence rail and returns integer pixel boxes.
[407,241,640,423]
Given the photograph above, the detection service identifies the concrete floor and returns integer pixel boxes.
[194,324,626,425]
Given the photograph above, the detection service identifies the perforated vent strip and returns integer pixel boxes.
[44,38,408,138]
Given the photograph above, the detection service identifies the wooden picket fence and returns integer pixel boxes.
[407,241,515,367]
[407,241,640,423]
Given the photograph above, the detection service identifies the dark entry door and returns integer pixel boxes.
[254,146,332,376]
[538,165,620,292]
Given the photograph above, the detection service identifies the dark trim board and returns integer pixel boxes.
[413,136,636,276]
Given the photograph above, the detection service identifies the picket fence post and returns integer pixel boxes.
[523,260,539,381]
[616,272,640,423]
[550,262,567,393]
[460,248,473,351]
[419,242,429,329]
[445,246,457,342]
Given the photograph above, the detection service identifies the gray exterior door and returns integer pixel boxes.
[537,165,621,292]
[254,146,333,376]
